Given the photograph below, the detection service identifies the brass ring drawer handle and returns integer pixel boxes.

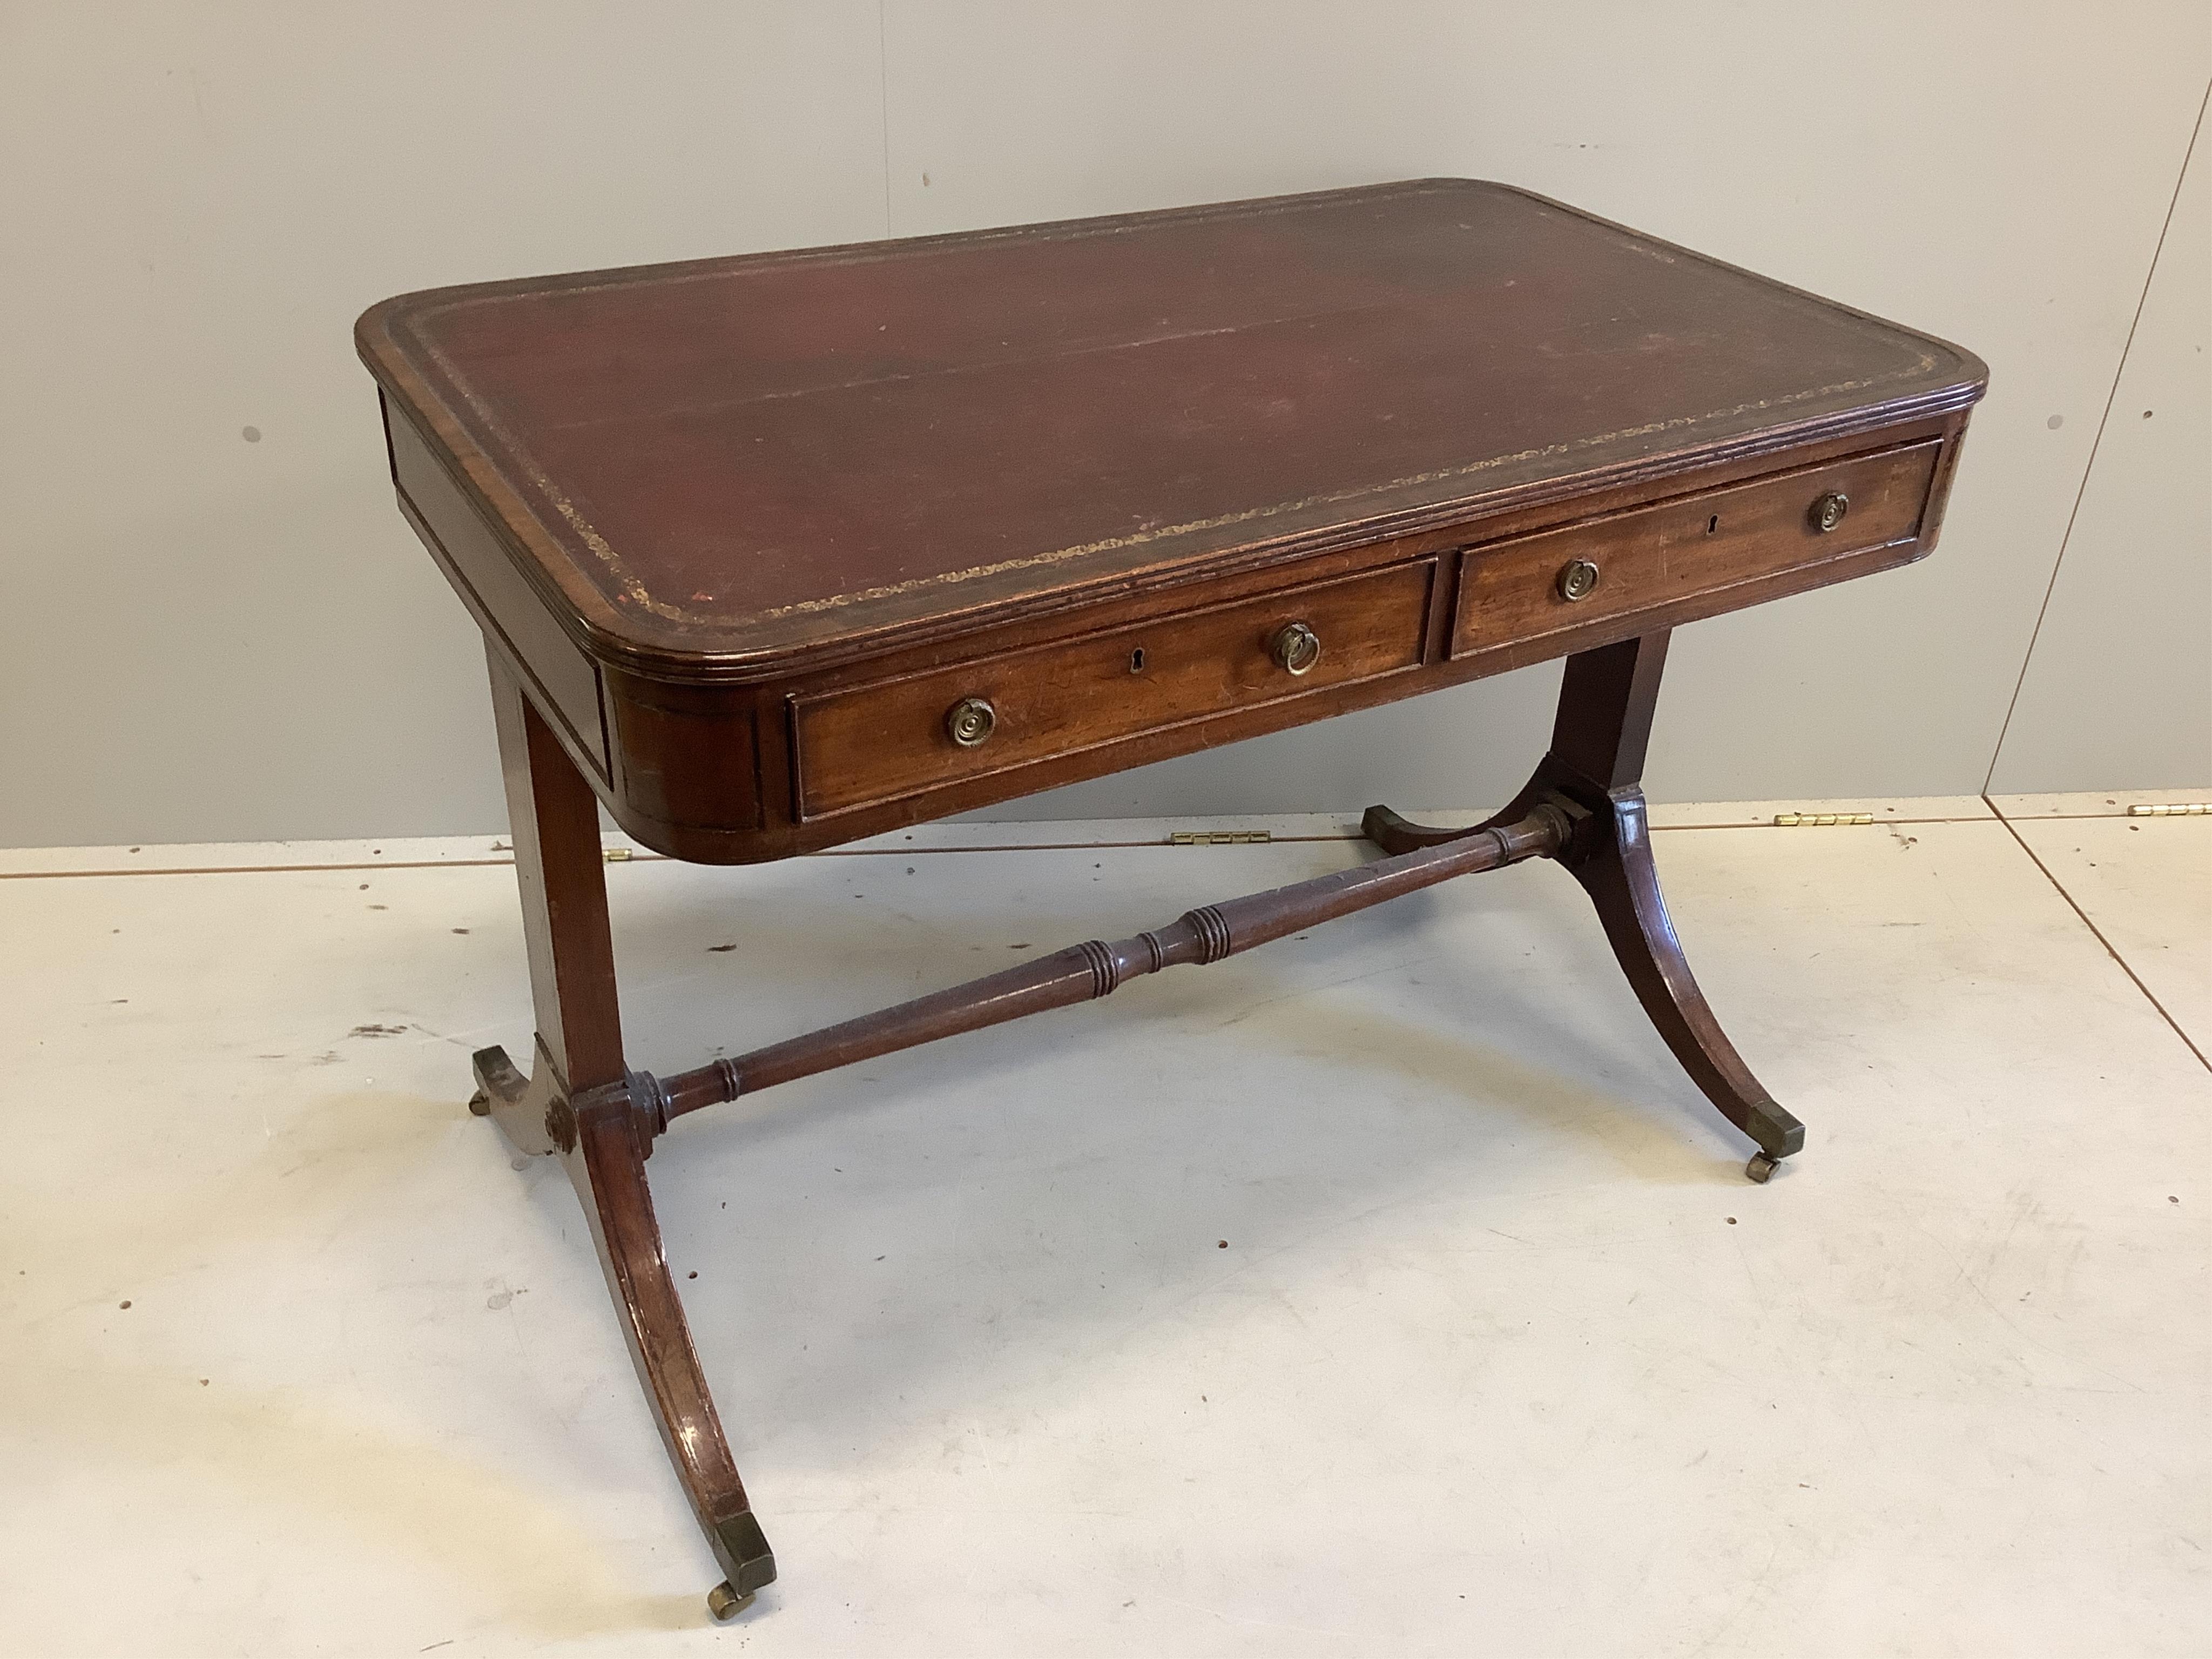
[945,696,996,747]
[1557,558,1601,602]
[1270,621,1323,675]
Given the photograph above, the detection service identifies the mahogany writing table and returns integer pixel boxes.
[356,179,1984,1618]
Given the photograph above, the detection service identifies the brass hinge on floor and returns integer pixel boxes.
[1773,812,1873,827]
[2127,803,2210,817]
[1169,830,1273,846]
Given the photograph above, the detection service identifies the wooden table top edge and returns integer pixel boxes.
[355,178,1987,689]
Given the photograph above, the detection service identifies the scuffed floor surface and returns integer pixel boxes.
[2,794,2206,1657]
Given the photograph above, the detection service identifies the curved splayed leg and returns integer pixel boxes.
[1359,802,1481,855]
[1368,631,1803,1178]
[1561,786,1804,1174]
[1538,633,1803,1176]
[480,653,775,1618]
[568,1091,777,1615]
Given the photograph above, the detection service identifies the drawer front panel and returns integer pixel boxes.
[793,561,1433,819]
[1453,441,1941,657]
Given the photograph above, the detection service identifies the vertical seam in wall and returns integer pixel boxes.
[1985,795,2212,1074]
[1981,77,2211,793]
[876,0,894,237]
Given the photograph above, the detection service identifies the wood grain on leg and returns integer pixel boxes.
[1569,785,1804,1169]
[1542,633,1804,1171]
[567,1100,776,1611]
[477,651,775,1616]
[1365,632,1803,1175]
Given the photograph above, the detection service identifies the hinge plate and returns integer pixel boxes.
[1169,830,1273,846]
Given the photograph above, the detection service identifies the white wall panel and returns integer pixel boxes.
[0,2,888,846]
[1988,100,2210,794]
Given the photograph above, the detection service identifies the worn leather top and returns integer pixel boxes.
[358,179,1984,670]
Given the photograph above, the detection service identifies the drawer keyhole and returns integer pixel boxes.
[1130,648,1145,673]
[1557,558,1601,602]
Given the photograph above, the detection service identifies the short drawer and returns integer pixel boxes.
[1453,440,1942,657]
[792,560,1434,819]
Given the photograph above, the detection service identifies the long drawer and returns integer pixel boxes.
[1454,440,1942,657]
[791,559,1434,819]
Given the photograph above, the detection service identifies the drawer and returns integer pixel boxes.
[1453,440,1942,657]
[792,560,1434,819]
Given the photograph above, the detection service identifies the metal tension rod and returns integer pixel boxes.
[647,802,1573,1127]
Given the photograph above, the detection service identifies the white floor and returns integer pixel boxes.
[3,793,2207,1658]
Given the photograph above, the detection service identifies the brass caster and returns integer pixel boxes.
[706,1581,755,1622]
[1746,1151,1781,1184]
[467,1090,491,1117]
